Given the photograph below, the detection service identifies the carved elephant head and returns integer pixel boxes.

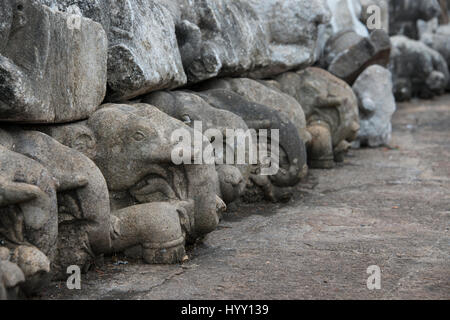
[41,104,220,239]
[142,90,249,204]
[274,68,360,168]
[195,89,308,190]
[0,142,57,262]
[0,127,112,277]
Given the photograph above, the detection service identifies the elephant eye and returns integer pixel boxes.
[181,114,191,124]
[133,131,146,141]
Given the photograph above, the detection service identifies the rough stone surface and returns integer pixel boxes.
[439,0,449,24]
[326,0,369,37]
[317,0,389,66]
[418,18,450,89]
[196,77,312,145]
[169,0,271,83]
[352,65,396,147]
[111,202,187,265]
[0,143,58,261]
[243,0,331,78]
[87,103,220,240]
[2,0,450,301]
[1,128,112,279]
[326,29,391,84]
[197,89,308,190]
[38,95,450,300]
[41,0,187,101]
[11,245,51,294]
[0,247,9,261]
[42,104,221,262]
[142,90,249,205]
[389,35,450,101]
[0,259,25,299]
[274,68,360,168]
[389,0,442,39]
[0,0,107,123]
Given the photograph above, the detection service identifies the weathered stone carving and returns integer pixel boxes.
[389,35,449,101]
[317,0,390,67]
[418,18,450,89]
[168,0,271,83]
[39,0,187,101]
[9,245,50,295]
[0,143,58,262]
[111,202,188,264]
[323,29,391,84]
[42,104,222,263]
[243,0,331,77]
[195,77,312,145]
[0,244,50,299]
[352,65,396,147]
[0,145,55,294]
[0,253,25,300]
[388,0,442,39]
[87,104,220,238]
[195,89,308,201]
[274,68,360,168]
[166,0,330,83]
[143,91,249,205]
[0,127,112,277]
[0,0,107,123]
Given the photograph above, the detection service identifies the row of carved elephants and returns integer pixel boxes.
[0,67,360,298]
[4,0,450,300]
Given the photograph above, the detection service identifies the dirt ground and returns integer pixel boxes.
[40,95,450,300]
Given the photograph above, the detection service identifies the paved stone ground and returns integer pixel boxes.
[41,95,450,300]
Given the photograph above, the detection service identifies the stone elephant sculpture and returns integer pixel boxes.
[40,104,223,263]
[194,89,308,201]
[418,18,450,91]
[37,0,186,101]
[193,77,312,146]
[142,90,249,205]
[0,145,54,294]
[0,127,112,277]
[389,35,449,101]
[274,67,360,169]
[352,65,396,148]
[388,0,441,39]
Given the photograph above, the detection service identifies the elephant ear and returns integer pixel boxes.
[71,129,97,160]
[46,123,97,160]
